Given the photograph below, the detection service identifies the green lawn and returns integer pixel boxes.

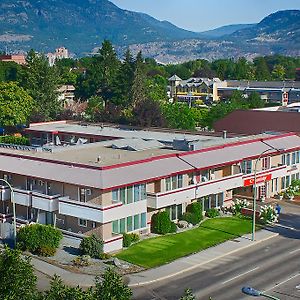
[116,217,254,268]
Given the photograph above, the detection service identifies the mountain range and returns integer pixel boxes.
[0,0,299,62]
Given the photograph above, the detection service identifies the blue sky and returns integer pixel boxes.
[110,0,300,32]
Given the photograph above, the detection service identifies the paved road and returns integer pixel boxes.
[133,210,300,300]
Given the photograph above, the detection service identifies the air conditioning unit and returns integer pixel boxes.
[86,189,92,196]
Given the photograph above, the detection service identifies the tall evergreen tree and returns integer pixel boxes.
[112,49,135,107]
[131,51,147,108]
[22,49,61,121]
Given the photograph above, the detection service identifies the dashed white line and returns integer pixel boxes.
[289,248,300,254]
[221,267,260,285]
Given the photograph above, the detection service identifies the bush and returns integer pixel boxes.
[37,245,56,257]
[260,205,278,224]
[17,224,62,256]
[182,202,203,225]
[182,212,200,225]
[123,233,140,248]
[79,234,103,258]
[0,135,30,145]
[232,199,250,215]
[151,211,177,234]
[72,255,91,267]
[206,208,220,218]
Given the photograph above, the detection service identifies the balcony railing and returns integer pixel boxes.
[58,196,147,224]
[147,173,244,209]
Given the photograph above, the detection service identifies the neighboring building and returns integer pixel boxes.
[57,85,76,107]
[169,75,300,106]
[0,121,299,252]
[218,80,300,105]
[0,54,26,65]
[214,109,300,135]
[168,75,222,105]
[47,47,69,66]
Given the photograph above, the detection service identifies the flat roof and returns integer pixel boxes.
[26,122,223,144]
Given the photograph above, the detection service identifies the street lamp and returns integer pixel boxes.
[252,141,284,242]
[242,286,280,300]
[0,179,17,247]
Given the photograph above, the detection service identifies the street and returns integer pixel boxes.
[133,202,300,300]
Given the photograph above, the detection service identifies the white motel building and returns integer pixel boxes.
[0,121,299,252]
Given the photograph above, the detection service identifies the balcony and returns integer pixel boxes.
[0,185,11,201]
[14,188,31,206]
[147,173,244,209]
[31,191,60,212]
[58,197,147,223]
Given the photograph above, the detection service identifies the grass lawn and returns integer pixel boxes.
[116,217,254,268]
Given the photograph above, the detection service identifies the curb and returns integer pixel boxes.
[128,232,279,287]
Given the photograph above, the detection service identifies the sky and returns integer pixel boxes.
[110,0,300,32]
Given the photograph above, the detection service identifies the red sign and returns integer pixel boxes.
[243,174,272,187]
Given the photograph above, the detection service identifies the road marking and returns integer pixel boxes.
[275,224,295,230]
[289,248,300,254]
[221,267,260,285]
[264,273,300,292]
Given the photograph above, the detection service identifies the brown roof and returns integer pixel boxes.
[214,110,300,135]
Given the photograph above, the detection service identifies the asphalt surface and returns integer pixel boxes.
[132,207,300,300]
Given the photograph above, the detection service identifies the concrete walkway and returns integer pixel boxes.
[32,229,278,288]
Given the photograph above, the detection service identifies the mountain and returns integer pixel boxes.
[0,3,299,62]
[199,24,255,38]
[121,10,300,63]
[0,0,198,55]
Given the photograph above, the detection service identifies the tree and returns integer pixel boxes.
[180,288,196,300]
[133,98,166,127]
[86,40,120,105]
[43,275,93,300]
[0,247,38,300]
[247,92,265,109]
[112,49,135,107]
[85,96,104,122]
[254,57,271,80]
[131,51,147,108]
[94,268,132,300]
[0,81,33,127]
[162,103,196,130]
[272,64,286,80]
[146,75,168,101]
[22,49,61,121]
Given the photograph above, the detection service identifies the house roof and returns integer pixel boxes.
[214,110,300,135]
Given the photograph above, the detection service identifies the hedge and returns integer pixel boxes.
[151,211,177,235]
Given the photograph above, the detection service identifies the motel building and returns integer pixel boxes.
[0,121,299,252]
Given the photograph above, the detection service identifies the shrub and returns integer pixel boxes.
[72,255,91,267]
[151,211,177,234]
[232,199,250,215]
[17,224,62,256]
[37,245,56,257]
[182,212,200,225]
[0,135,30,145]
[182,202,203,225]
[123,233,140,248]
[260,205,278,224]
[79,234,103,258]
[206,208,220,218]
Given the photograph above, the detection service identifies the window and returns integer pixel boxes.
[165,177,171,191]
[134,214,140,230]
[178,175,183,188]
[78,218,87,227]
[241,160,252,174]
[112,184,146,204]
[120,218,126,233]
[127,186,133,204]
[262,157,270,170]
[292,152,296,165]
[112,189,119,202]
[120,188,126,204]
[79,188,86,202]
[112,220,119,233]
[172,176,177,190]
[141,213,146,228]
[127,216,133,232]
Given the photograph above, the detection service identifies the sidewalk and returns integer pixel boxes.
[32,229,278,288]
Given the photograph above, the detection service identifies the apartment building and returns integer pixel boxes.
[1,121,299,252]
[168,75,300,106]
